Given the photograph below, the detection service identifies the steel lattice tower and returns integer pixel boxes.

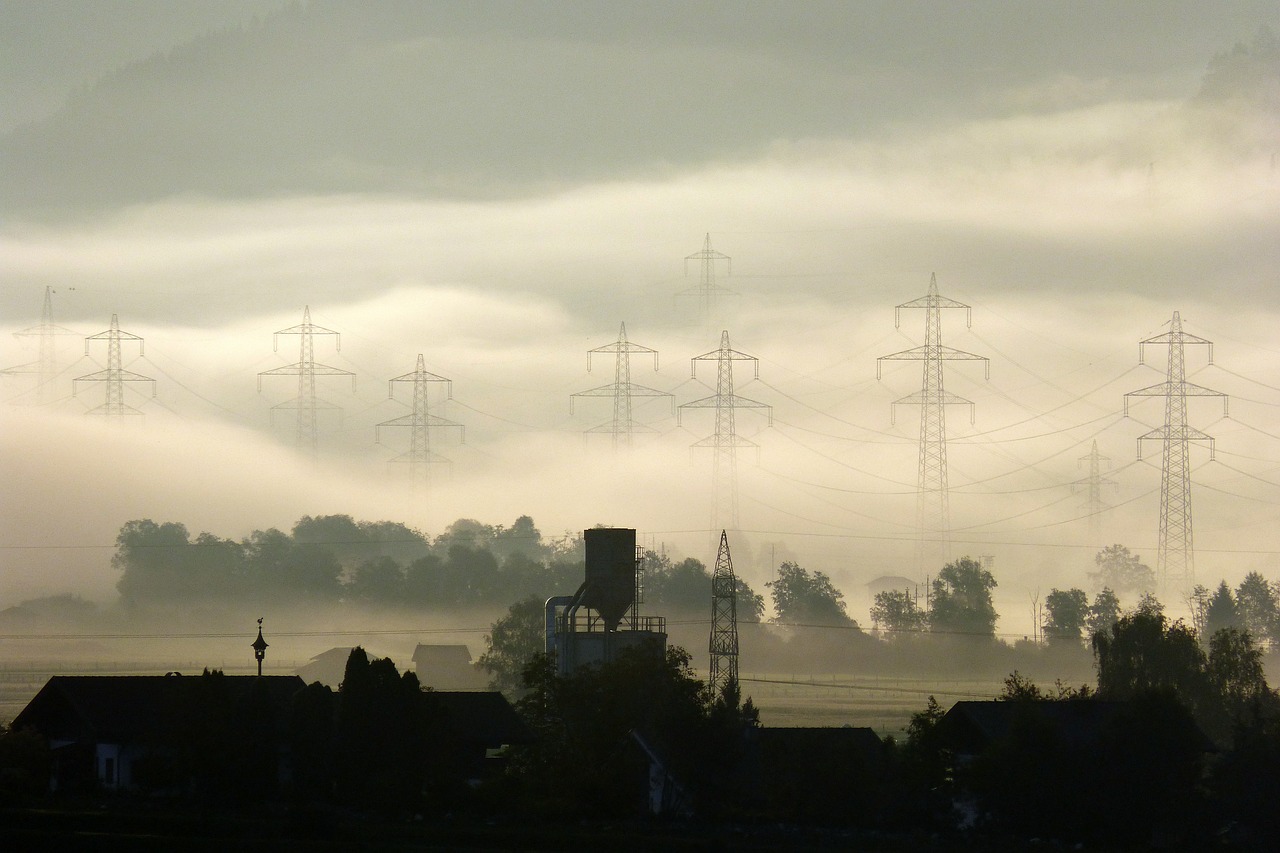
[1124,311,1227,592]
[678,330,772,533]
[708,529,740,700]
[3,287,78,404]
[257,306,355,461]
[376,354,463,487]
[73,314,156,416]
[678,234,735,323]
[571,323,672,449]
[1073,440,1116,547]
[877,274,989,570]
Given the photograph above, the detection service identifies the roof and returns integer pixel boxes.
[865,575,919,590]
[940,700,1127,751]
[754,726,883,754]
[12,675,306,743]
[412,644,473,666]
[421,691,534,746]
[411,644,487,689]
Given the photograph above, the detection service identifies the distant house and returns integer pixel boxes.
[296,647,359,687]
[865,575,922,601]
[11,674,305,792]
[412,644,488,691]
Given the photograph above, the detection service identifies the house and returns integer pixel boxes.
[411,644,488,690]
[865,575,923,601]
[419,690,534,785]
[11,673,305,792]
[746,727,887,822]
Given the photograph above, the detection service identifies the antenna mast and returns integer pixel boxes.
[377,354,463,489]
[708,529,740,701]
[679,330,772,533]
[257,306,355,461]
[3,287,78,404]
[571,323,672,450]
[877,274,989,571]
[677,234,735,325]
[73,314,156,416]
[1123,311,1227,592]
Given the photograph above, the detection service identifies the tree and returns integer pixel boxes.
[767,561,855,627]
[344,556,406,605]
[1235,571,1279,645]
[928,557,997,638]
[1093,609,1208,702]
[1042,587,1089,645]
[334,648,428,812]
[1205,580,1239,638]
[1207,628,1276,716]
[509,645,747,817]
[1089,544,1154,595]
[478,596,546,697]
[870,589,927,636]
[1086,587,1122,638]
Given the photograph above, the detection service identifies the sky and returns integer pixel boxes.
[1,1,1278,636]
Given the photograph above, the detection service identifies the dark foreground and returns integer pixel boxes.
[0,806,1058,853]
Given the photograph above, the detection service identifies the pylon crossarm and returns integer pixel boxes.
[74,369,155,384]
[691,434,758,449]
[272,398,342,411]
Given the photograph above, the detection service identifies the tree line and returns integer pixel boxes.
[107,515,767,616]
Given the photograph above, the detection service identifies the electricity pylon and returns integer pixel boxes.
[3,287,79,404]
[877,273,989,571]
[677,233,735,324]
[73,314,156,416]
[257,306,355,461]
[708,529,739,701]
[1073,440,1116,547]
[570,323,672,449]
[1124,311,1227,592]
[376,354,463,488]
[678,330,772,533]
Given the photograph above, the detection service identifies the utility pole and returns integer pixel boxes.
[679,330,772,533]
[877,274,988,572]
[1073,440,1116,548]
[257,306,355,461]
[376,354,463,489]
[570,323,672,450]
[73,314,155,417]
[708,529,740,702]
[1124,311,1227,593]
[677,234,735,325]
[2,287,78,404]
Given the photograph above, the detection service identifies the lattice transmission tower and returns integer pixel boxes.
[1073,440,1116,548]
[73,314,156,416]
[376,354,463,488]
[1123,311,1227,592]
[257,306,355,461]
[677,234,735,324]
[708,529,740,700]
[2,287,78,404]
[678,331,772,533]
[877,274,989,571]
[570,323,672,449]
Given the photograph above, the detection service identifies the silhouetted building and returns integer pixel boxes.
[547,528,667,675]
[411,644,487,690]
[12,674,304,792]
[422,691,534,785]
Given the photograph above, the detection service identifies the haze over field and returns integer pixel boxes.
[2,1,1278,636]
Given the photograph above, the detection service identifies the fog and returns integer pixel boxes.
[2,3,1278,642]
